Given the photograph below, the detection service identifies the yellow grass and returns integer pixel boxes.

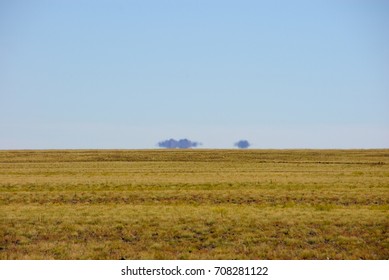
[0,149,388,259]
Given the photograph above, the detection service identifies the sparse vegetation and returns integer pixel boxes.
[0,149,388,259]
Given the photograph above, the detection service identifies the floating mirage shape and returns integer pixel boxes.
[158,138,200,149]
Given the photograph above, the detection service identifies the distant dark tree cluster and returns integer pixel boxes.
[234,140,250,149]
[158,138,200,149]
[157,138,251,149]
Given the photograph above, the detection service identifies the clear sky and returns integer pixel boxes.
[1,0,388,149]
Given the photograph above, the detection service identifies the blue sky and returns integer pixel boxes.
[1,0,388,149]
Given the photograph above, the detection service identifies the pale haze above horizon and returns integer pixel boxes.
[1,0,388,149]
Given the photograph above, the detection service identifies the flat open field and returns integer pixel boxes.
[0,149,388,259]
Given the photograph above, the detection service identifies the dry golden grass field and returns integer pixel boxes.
[0,149,388,259]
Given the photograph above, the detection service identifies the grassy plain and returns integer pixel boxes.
[0,149,388,259]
